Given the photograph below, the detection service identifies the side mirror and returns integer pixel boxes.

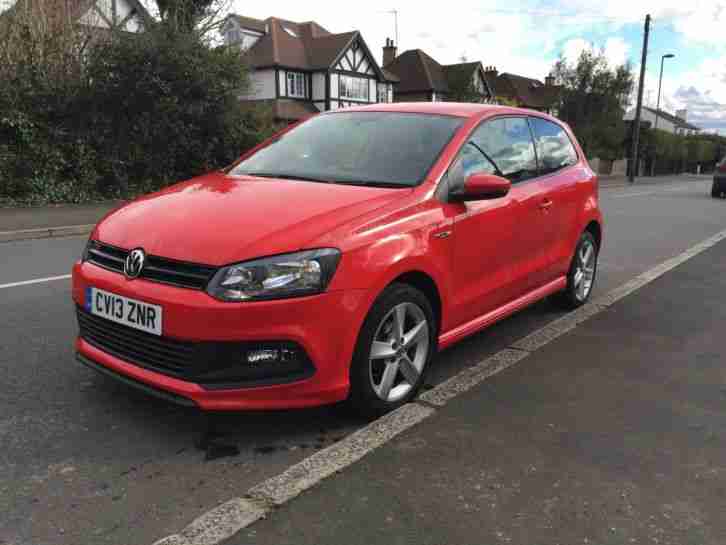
[452,173,511,201]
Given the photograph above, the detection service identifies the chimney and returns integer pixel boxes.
[484,65,498,79]
[545,73,555,86]
[382,38,397,67]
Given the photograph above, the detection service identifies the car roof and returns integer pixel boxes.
[324,102,549,120]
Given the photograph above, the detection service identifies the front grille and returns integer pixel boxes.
[86,241,217,290]
[76,306,316,388]
[77,305,194,377]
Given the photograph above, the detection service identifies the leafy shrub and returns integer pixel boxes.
[0,12,274,205]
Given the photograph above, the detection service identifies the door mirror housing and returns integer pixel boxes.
[452,173,511,201]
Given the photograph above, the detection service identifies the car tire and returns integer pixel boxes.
[712,181,723,198]
[348,283,436,418]
[554,231,599,310]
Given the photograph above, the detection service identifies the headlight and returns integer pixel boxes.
[207,249,341,302]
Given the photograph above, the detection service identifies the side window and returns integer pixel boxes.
[443,141,497,199]
[470,117,537,183]
[460,142,497,178]
[529,117,578,175]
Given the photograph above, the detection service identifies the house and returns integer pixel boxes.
[1,0,150,33]
[484,67,562,115]
[624,106,701,136]
[382,41,494,103]
[222,14,398,122]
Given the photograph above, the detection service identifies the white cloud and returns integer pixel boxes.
[560,36,631,67]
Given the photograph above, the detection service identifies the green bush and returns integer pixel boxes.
[0,19,274,205]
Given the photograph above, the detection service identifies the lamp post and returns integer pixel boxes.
[652,53,675,176]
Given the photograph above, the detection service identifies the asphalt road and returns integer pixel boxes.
[0,175,723,545]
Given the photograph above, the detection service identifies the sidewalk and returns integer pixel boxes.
[231,240,726,545]
[599,172,711,188]
[0,202,121,242]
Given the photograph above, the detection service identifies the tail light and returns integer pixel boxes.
[718,162,726,173]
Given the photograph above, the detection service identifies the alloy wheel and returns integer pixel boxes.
[573,238,596,302]
[368,302,430,403]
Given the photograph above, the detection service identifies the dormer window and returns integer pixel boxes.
[226,28,240,44]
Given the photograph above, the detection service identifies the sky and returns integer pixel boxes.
[228,0,726,133]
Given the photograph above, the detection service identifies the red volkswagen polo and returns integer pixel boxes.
[73,103,602,416]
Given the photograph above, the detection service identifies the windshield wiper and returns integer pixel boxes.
[243,172,333,184]
[335,180,409,189]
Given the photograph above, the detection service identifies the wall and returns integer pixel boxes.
[239,69,276,100]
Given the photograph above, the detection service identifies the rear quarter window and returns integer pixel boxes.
[529,117,579,176]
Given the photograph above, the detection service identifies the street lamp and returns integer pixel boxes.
[652,53,675,175]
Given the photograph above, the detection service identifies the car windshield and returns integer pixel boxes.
[230,112,464,187]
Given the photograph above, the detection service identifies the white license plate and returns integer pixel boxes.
[86,287,163,336]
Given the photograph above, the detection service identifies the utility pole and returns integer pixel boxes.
[629,13,651,183]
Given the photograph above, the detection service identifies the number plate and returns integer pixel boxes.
[85,287,163,336]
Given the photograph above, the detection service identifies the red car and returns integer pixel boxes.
[73,103,602,416]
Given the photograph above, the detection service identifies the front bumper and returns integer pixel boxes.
[72,261,371,410]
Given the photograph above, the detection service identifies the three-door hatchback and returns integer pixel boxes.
[73,103,603,416]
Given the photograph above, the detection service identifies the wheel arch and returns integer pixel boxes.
[585,220,602,250]
[389,270,443,340]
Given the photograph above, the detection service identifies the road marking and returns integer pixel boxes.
[0,274,72,290]
[152,227,726,545]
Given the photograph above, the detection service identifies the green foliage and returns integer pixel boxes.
[638,129,724,174]
[0,18,274,205]
[154,0,219,33]
[551,49,634,161]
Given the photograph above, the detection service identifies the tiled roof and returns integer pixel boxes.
[384,49,449,94]
[494,72,561,109]
[232,14,384,79]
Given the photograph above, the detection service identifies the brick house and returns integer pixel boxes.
[381,41,494,103]
[484,67,562,115]
[1,0,150,33]
[222,14,398,121]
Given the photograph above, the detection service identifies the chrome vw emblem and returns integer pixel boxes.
[124,248,146,279]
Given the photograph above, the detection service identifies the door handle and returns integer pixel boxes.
[539,199,553,210]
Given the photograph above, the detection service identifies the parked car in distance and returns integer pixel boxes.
[713,158,726,198]
[72,103,603,417]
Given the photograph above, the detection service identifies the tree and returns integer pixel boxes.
[154,0,229,34]
[551,49,634,160]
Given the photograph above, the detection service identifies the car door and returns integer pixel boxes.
[528,116,581,280]
[442,139,520,327]
[469,116,554,293]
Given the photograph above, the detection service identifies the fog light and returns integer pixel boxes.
[246,346,300,365]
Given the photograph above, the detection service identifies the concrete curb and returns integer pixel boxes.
[0,224,94,243]
[149,227,726,545]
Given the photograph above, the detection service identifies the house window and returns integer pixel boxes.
[339,75,369,101]
[286,72,307,98]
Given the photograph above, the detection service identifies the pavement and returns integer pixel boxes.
[0,175,724,545]
[229,238,726,545]
[0,202,121,242]
[0,175,712,242]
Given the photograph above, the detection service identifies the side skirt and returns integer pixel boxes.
[438,276,567,350]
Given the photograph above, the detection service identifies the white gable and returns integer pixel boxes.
[123,13,142,32]
[116,0,134,21]
[334,39,377,77]
[96,0,113,21]
[79,7,109,28]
